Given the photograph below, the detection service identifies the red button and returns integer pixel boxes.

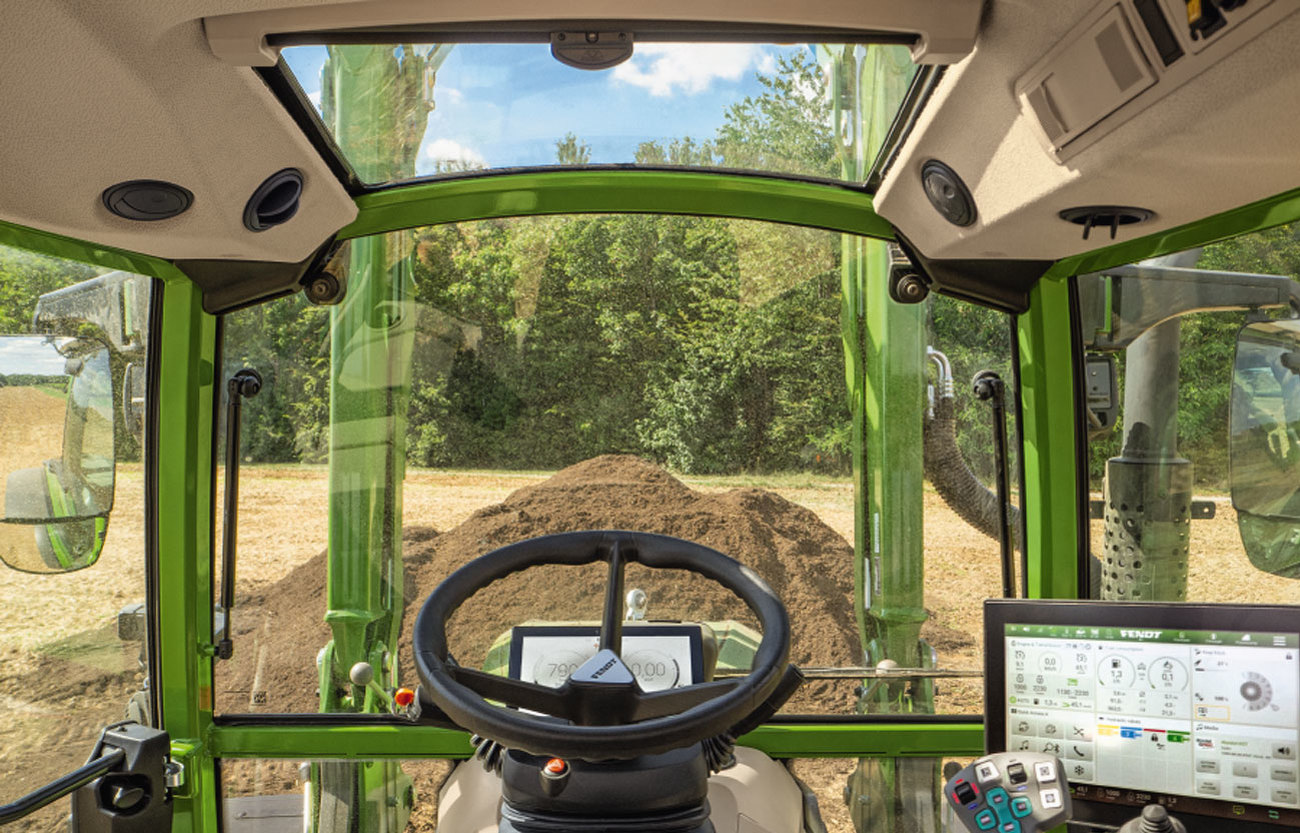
[394,688,416,707]
[544,758,568,776]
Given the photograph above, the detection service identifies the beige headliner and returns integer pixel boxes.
[875,0,1300,262]
[1,1,1297,269]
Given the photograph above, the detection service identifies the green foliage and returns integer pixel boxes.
[554,133,592,165]
[715,52,837,179]
[0,248,98,333]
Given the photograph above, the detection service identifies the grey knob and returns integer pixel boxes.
[625,589,648,620]
[349,662,375,687]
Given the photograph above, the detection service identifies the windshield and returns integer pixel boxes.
[214,212,1018,719]
[280,43,916,184]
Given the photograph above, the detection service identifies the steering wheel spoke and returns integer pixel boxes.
[598,539,626,653]
[630,678,742,721]
[447,665,574,720]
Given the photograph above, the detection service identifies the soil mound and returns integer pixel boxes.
[219,455,858,715]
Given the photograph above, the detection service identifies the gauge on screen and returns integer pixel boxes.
[531,648,593,688]
[624,648,681,691]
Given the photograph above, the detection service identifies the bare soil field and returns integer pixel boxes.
[1,455,1293,833]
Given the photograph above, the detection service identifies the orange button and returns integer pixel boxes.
[394,688,416,707]
[544,758,568,775]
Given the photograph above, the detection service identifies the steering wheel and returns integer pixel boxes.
[413,530,791,760]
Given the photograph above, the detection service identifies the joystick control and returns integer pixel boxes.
[944,751,1071,833]
[1117,805,1187,833]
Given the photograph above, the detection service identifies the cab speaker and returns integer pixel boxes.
[102,180,193,221]
[921,160,976,227]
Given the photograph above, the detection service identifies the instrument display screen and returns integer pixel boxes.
[508,624,704,691]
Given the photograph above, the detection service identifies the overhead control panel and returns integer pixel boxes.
[1015,0,1298,161]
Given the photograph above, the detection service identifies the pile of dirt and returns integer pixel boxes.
[219,455,859,715]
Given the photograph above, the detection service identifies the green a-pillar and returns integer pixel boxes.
[314,43,447,833]
[825,44,936,833]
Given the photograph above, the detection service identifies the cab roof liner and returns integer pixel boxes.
[203,0,983,66]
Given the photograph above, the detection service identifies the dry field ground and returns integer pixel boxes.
[1,460,1295,833]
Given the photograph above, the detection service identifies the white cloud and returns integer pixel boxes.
[613,44,769,97]
[307,90,322,108]
[424,138,486,170]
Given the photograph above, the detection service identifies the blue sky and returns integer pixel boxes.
[284,43,815,177]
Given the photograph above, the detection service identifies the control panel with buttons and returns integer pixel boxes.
[945,752,1072,833]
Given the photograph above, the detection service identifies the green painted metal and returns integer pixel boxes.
[316,41,437,832]
[206,722,984,759]
[341,170,894,241]
[826,44,937,833]
[1015,278,1081,600]
[154,275,220,833]
[0,220,179,278]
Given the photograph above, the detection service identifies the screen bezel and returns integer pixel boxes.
[985,599,1300,830]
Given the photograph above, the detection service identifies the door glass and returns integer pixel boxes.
[0,244,152,829]
[1079,225,1300,604]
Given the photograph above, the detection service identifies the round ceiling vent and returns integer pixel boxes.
[1059,206,1154,240]
[244,168,304,232]
[920,160,976,227]
[102,180,193,221]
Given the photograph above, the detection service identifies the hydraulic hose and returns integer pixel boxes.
[923,388,1022,552]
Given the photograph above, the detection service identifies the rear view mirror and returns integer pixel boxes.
[0,335,115,573]
[1231,318,1300,578]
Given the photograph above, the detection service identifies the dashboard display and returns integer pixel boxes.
[508,625,704,692]
[986,601,1300,828]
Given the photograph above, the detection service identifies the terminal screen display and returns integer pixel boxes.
[987,601,1300,828]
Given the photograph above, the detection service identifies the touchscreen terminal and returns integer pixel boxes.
[986,600,1300,828]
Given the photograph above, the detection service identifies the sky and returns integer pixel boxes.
[0,337,79,378]
[283,42,816,179]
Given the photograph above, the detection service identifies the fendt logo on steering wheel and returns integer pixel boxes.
[591,657,619,679]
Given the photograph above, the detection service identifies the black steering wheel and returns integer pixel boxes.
[413,530,791,760]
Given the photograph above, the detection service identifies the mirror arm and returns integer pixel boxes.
[215,369,262,661]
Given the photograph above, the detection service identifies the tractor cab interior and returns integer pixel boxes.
[2,2,1300,833]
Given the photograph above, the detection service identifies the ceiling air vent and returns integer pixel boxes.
[1059,205,1154,240]
[243,168,303,232]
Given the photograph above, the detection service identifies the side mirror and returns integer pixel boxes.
[0,335,115,573]
[1230,319,1300,578]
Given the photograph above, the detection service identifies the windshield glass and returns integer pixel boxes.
[214,213,1019,724]
[280,43,915,184]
